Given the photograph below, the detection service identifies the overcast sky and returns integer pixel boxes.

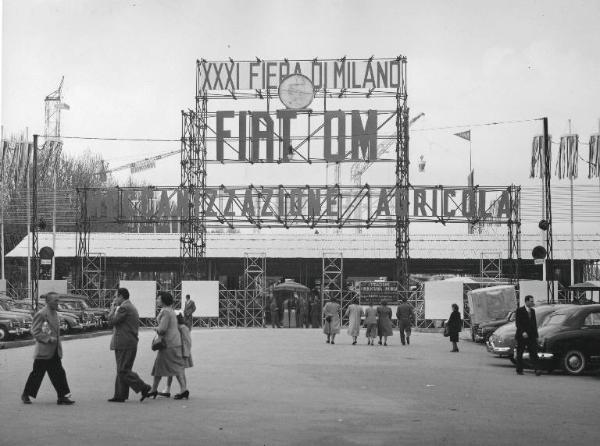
[2,0,600,235]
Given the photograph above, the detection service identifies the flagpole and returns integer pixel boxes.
[469,139,472,174]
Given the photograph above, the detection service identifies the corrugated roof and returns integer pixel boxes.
[6,232,600,260]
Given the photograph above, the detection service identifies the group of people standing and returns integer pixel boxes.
[21,289,197,405]
[270,293,321,328]
[322,297,415,346]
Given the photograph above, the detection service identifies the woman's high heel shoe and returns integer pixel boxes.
[174,390,189,400]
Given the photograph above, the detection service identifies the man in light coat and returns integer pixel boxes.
[21,292,75,405]
[183,294,196,330]
[108,287,151,402]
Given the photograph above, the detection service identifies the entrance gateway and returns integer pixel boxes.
[74,57,521,322]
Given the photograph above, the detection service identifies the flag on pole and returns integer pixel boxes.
[454,130,471,141]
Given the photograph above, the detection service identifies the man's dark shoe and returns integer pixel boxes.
[535,369,543,376]
[21,393,32,404]
[57,396,75,405]
[516,370,524,375]
[108,397,126,402]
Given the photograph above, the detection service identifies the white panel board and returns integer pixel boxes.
[424,281,464,319]
[119,280,156,318]
[181,281,219,317]
[0,279,6,294]
[38,280,68,296]
[519,280,559,304]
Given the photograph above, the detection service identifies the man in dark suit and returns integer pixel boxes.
[21,292,75,405]
[108,287,151,402]
[515,295,542,376]
[396,296,415,345]
[183,294,196,330]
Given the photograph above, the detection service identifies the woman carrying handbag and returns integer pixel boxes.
[159,313,193,400]
[147,292,185,398]
[446,303,462,352]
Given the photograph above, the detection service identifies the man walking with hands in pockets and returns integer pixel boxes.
[108,287,152,402]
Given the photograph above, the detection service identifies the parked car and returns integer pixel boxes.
[487,304,575,362]
[527,304,600,375]
[474,310,515,342]
[0,299,33,340]
[11,300,81,334]
[55,294,110,329]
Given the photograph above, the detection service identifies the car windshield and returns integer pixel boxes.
[542,313,569,327]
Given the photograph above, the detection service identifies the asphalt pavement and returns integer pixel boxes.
[0,328,598,446]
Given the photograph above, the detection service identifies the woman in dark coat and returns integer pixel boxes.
[447,303,462,352]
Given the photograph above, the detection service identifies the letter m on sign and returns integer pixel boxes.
[352,110,378,160]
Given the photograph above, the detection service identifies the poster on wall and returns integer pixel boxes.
[181,281,219,317]
[38,280,68,297]
[119,280,156,318]
[424,281,464,319]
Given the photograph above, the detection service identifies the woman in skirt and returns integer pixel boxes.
[148,292,185,398]
[159,313,193,400]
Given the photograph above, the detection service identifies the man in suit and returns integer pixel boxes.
[515,295,542,376]
[21,292,75,405]
[183,294,196,330]
[396,296,415,346]
[108,287,151,402]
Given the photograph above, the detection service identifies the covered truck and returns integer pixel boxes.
[467,285,517,342]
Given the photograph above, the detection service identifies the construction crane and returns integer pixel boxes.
[98,149,181,181]
[350,112,424,233]
[350,112,425,184]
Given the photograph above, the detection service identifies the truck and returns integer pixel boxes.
[467,285,517,342]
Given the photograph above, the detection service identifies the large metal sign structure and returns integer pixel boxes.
[75,57,521,316]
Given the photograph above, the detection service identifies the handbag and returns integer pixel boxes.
[151,335,166,351]
[325,315,332,323]
[443,325,450,337]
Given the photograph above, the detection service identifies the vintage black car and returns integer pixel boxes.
[0,298,33,340]
[529,304,600,375]
[474,310,515,342]
[11,300,80,334]
[487,304,575,362]
[55,294,110,329]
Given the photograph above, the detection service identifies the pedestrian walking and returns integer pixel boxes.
[515,295,542,376]
[298,295,310,328]
[344,303,364,345]
[147,292,186,399]
[310,296,321,328]
[21,292,75,405]
[396,296,415,345]
[446,303,462,352]
[270,297,281,328]
[107,287,152,402]
[161,313,193,399]
[183,294,196,330]
[364,302,378,345]
[322,298,341,344]
[376,301,393,346]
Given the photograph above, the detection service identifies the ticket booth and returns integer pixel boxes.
[273,279,310,328]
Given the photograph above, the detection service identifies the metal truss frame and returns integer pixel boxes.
[79,253,106,305]
[243,252,266,327]
[395,63,410,295]
[180,103,206,280]
[321,253,344,322]
[480,252,503,279]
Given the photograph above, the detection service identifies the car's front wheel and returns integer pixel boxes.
[563,349,586,375]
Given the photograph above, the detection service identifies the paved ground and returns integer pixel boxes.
[1,328,598,446]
